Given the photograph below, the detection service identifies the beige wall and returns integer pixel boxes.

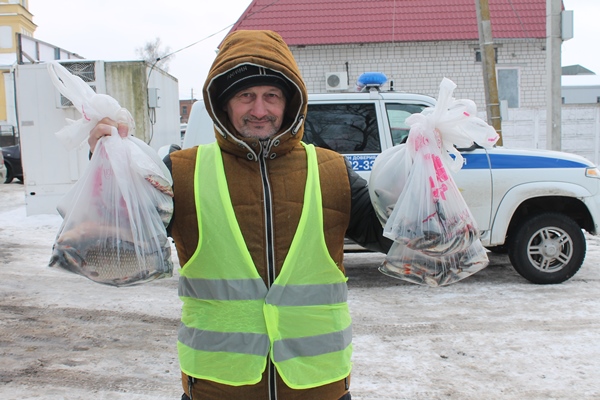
[0,3,35,53]
[0,1,35,124]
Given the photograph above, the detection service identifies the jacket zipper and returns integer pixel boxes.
[259,140,277,400]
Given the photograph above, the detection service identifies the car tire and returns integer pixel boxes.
[507,212,586,284]
[4,163,13,184]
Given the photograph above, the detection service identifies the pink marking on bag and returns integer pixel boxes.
[412,133,428,152]
[432,155,448,182]
[422,210,437,223]
[429,175,448,201]
[82,105,91,121]
[435,183,448,201]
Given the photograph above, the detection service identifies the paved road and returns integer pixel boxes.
[1,182,600,399]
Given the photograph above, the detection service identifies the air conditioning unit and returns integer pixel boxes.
[54,61,106,108]
[325,72,349,91]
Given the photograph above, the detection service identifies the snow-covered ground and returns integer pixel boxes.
[1,181,600,399]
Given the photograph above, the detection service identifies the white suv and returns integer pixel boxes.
[181,86,600,285]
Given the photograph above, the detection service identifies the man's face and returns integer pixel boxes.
[224,85,287,139]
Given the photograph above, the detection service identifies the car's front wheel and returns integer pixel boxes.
[507,212,586,284]
[4,163,13,184]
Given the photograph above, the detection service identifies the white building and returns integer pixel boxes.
[228,0,600,164]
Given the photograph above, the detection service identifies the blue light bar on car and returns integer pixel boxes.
[357,72,388,88]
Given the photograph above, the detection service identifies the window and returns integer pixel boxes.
[0,26,12,49]
[475,48,498,63]
[182,106,188,115]
[386,103,428,145]
[497,68,520,108]
[303,103,380,153]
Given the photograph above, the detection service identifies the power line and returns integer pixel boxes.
[158,0,283,63]
[143,0,283,142]
[507,0,532,40]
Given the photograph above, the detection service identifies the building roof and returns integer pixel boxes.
[562,65,596,76]
[229,0,548,46]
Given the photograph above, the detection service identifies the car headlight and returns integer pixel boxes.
[585,167,600,179]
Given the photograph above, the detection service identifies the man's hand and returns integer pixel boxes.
[88,117,129,153]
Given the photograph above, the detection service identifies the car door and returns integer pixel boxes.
[452,148,494,234]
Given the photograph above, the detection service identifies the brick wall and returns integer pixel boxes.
[291,39,547,110]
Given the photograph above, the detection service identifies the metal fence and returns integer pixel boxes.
[501,104,600,165]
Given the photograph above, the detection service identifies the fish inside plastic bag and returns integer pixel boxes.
[46,61,174,286]
[369,77,499,286]
[381,239,490,287]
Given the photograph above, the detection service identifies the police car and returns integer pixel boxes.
[180,73,600,285]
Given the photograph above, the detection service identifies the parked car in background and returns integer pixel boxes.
[0,147,6,183]
[2,144,23,183]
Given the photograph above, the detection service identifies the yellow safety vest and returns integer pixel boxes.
[177,142,352,389]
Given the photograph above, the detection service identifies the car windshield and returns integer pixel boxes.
[303,103,381,153]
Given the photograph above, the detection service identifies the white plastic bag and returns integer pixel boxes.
[47,61,136,150]
[383,126,479,254]
[405,78,500,173]
[369,143,412,227]
[380,239,489,287]
[369,77,499,286]
[47,61,174,286]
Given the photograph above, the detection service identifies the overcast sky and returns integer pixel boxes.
[28,0,600,100]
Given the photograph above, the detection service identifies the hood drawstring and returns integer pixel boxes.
[292,115,305,136]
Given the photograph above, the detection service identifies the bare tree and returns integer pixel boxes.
[135,37,173,72]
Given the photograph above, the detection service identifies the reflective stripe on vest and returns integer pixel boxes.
[177,142,352,389]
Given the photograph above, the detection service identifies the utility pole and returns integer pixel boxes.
[546,0,562,151]
[475,0,503,145]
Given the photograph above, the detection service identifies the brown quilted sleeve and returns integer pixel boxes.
[169,148,200,267]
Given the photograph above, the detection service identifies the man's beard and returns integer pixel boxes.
[238,116,280,139]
